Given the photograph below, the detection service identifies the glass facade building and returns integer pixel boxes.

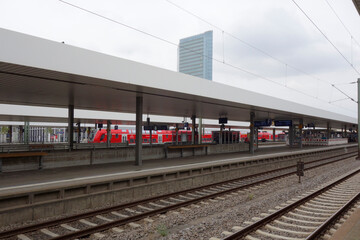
[178,31,213,80]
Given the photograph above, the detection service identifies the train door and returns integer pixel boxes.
[122,135,127,143]
[158,135,162,144]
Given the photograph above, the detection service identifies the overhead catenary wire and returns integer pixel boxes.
[329,97,351,104]
[59,0,356,113]
[166,0,357,107]
[332,81,357,86]
[324,0,360,49]
[292,0,360,76]
[324,0,360,67]
[292,0,358,103]
[58,1,308,95]
[331,84,357,103]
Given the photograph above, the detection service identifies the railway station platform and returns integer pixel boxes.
[0,143,356,226]
[331,205,360,240]
[0,143,352,191]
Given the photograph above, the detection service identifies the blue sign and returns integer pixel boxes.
[254,119,272,127]
[219,117,228,124]
[144,125,154,131]
[274,120,292,127]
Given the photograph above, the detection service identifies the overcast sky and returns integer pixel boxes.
[0,0,359,120]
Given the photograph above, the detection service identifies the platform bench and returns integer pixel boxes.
[0,152,48,172]
[166,144,209,158]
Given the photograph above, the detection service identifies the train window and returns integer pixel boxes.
[115,134,119,138]
[130,139,135,143]
[144,139,148,143]
[152,138,156,143]
[100,134,105,141]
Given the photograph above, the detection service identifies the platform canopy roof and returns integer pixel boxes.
[0,28,357,129]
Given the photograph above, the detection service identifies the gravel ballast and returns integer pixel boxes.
[96,157,360,240]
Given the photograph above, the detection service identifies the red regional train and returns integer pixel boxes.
[239,131,274,142]
[88,129,213,144]
[89,129,282,144]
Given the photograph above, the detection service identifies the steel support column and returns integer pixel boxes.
[273,128,276,142]
[24,121,29,145]
[345,125,347,138]
[107,120,111,148]
[149,129,152,146]
[327,122,331,142]
[77,122,81,144]
[250,112,255,154]
[299,119,303,148]
[219,125,223,145]
[289,126,293,147]
[228,128,231,144]
[176,124,179,145]
[19,126,23,143]
[198,118,202,144]
[8,125,12,143]
[357,78,360,160]
[68,105,74,151]
[191,115,196,144]
[135,96,143,166]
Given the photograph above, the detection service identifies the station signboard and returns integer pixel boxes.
[144,125,154,131]
[144,125,168,131]
[219,117,228,124]
[254,119,272,127]
[274,120,292,126]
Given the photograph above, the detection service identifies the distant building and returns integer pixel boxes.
[178,31,213,80]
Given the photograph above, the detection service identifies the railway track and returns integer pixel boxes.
[215,167,360,240]
[0,150,357,240]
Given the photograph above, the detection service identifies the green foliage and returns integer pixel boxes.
[156,224,168,237]
[46,127,53,134]
[248,193,254,200]
[0,126,9,134]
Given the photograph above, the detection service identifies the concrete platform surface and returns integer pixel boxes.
[0,144,353,192]
[331,206,360,240]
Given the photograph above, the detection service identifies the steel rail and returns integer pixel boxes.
[223,167,360,240]
[305,191,360,240]
[0,150,356,239]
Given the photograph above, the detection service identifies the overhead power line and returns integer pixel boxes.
[59,0,356,113]
[331,84,357,103]
[291,0,360,76]
[329,97,351,104]
[324,0,360,49]
[166,0,357,109]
